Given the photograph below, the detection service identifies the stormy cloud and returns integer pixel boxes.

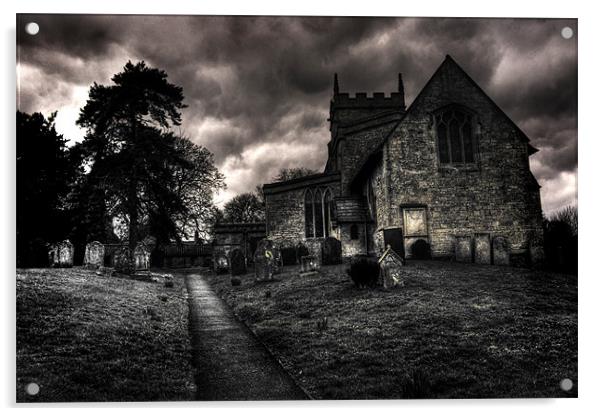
[16,15,577,214]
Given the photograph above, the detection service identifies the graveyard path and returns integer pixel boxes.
[183,272,309,401]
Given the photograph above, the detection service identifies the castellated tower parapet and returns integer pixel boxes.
[329,73,406,135]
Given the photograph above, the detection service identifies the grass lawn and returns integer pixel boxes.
[16,268,195,402]
[206,260,577,399]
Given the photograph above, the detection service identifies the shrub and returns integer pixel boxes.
[347,255,379,288]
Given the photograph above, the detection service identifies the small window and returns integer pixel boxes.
[350,224,359,240]
[323,189,333,237]
[435,106,476,165]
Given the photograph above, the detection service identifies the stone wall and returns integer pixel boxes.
[378,57,543,265]
[264,176,340,247]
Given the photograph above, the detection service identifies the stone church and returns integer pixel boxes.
[262,55,544,266]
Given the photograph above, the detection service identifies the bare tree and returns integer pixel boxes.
[273,167,317,182]
[550,205,578,236]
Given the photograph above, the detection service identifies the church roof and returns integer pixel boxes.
[349,54,539,188]
[334,197,370,223]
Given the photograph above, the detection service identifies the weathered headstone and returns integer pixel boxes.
[113,247,134,274]
[84,241,105,269]
[492,236,510,266]
[455,236,473,263]
[254,239,278,282]
[474,233,492,264]
[214,252,229,274]
[322,237,342,265]
[229,248,247,276]
[49,239,74,268]
[296,243,310,264]
[300,255,319,275]
[305,239,323,266]
[378,245,405,289]
[134,243,151,271]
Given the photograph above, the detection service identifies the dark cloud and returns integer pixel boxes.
[16,15,577,213]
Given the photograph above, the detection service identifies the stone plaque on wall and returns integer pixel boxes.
[455,236,472,263]
[474,233,492,265]
[403,208,427,236]
[84,241,105,268]
[492,236,510,266]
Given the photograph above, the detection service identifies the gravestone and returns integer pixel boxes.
[296,243,310,264]
[378,245,405,289]
[214,252,229,274]
[229,248,247,276]
[254,239,278,282]
[492,236,510,266]
[134,243,151,271]
[455,236,473,263]
[113,247,134,274]
[300,255,319,275]
[305,239,323,266]
[474,233,492,265]
[49,240,74,268]
[322,237,342,265]
[84,241,105,269]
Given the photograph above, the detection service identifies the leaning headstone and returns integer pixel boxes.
[492,236,510,266]
[474,233,492,265]
[322,237,342,265]
[49,240,74,268]
[229,248,247,276]
[455,236,473,263]
[378,245,405,289]
[84,241,105,269]
[134,243,151,271]
[254,239,277,282]
[113,247,134,274]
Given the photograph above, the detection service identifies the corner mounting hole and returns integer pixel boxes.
[25,22,39,35]
[560,378,573,392]
[561,27,573,39]
[25,382,39,395]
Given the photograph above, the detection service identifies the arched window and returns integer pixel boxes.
[435,106,475,165]
[304,189,314,238]
[304,187,334,238]
[314,189,324,238]
[350,224,359,240]
[323,189,332,237]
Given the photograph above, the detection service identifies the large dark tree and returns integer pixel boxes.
[223,193,265,223]
[76,61,222,257]
[17,111,76,266]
